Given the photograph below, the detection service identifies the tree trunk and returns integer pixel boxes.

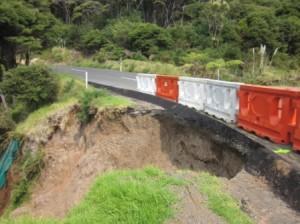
[0,40,16,69]
[25,50,30,66]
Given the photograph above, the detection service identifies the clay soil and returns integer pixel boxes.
[8,108,300,224]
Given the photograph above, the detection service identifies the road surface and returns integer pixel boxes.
[52,64,138,90]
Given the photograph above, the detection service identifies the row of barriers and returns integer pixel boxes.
[136,73,300,152]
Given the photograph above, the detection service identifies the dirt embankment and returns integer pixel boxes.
[9,107,242,218]
[4,106,300,223]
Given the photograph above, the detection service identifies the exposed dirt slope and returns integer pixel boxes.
[9,107,300,223]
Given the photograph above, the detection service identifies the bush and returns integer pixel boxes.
[10,150,44,209]
[94,43,125,63]
[130,51,147,61]
[78,90,102,123]
[128,23,173,57]
[1,65,59,121]
[0,109,15,154]
[42,47,82,64]
[80,29,108,54]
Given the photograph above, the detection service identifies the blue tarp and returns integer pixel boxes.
[0,140,20,188]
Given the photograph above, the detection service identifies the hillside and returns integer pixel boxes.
[1,0,300,85]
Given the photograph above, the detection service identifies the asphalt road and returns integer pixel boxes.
[52,64,138,91]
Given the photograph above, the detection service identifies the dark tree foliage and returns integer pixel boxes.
[1,0,300,68]
[0,65,59,121]
[0,0,63,69]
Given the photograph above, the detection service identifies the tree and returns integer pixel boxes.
[128,23,173,56]
[72,1,106,25]
[0,65,59,121]
[0,0,59,68]
[201,0,230,47]
[239,7,280,52]
[80,29,108,54]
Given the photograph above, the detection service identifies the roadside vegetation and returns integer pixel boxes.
[2,1,300,86]
[15,72,131,135]
[198,173,253,224]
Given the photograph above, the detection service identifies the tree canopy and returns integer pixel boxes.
[1,0,300,70]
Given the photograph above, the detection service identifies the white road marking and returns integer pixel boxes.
[121,77,136,81]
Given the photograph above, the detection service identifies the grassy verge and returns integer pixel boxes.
[89,59,184,75]
[1,167,183,224]
[197,173,253,224]
[3,150,45,216]
[39,48,300,86]
[15,74,132,135]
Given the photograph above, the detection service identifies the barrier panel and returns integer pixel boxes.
[292,99,300,151]
[136,73,157,95]
[203,79,241,123]
[156,75,179,101]
[0,140,20,188]
[238,85,300,144]
[178,77,207,110]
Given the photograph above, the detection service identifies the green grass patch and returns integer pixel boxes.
[15,74,132,134]
[91,90,131,108]
[1,167,183,224]
[197,172,253,224]
[15,97,77,135]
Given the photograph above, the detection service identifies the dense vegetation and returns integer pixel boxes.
[0,0,300,84]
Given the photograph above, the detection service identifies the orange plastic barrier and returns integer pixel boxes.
[292,99,300,151]
[238,85,300,144]
[156,75,179,101]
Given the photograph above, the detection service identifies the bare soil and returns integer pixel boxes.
[9,107,300,223]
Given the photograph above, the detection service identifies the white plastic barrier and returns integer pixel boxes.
[136,73,157,95]
[203,79,242,123]
[178,77,207,110]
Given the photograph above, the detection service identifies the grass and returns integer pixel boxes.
[99,59,184,75]
[15,74,132,135]
[3,150,45,215]
[1,167,183,224]
[15,98,77,135]
[197,172,253,224]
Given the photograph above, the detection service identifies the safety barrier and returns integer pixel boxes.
[156,75,179,102]
[238,85,300,144]
[178,77,207,110]
[134,71,300,151]
[0,140,20,188]
[292,99,300,151]
[136,73,157,95]
[203,80,241,123]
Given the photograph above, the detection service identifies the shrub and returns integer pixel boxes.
[78,90,101,123]
[94,51,106,63]
[1,65,59,121]
[0,109,15,154]
[50,47,72,63]
[94,43,125,63]
[128,23,173,57]
[80,29,108,54]
[10,150,44,209]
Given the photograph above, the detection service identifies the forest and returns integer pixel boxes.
[1,0,300,82]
